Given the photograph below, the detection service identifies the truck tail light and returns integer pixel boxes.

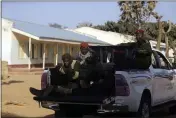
[41,72,48,89]
[115,74,130,96]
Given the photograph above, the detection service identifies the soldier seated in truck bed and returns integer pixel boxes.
[29,51,109,97]
[30,53,81,97]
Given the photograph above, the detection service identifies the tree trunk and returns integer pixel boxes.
[156,20,162,50]
[165,34,169,58]
[173,44,176,63]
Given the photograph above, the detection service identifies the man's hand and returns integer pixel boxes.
[63,67,73,73]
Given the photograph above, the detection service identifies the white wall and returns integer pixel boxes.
[10,33,29,65]
[2,18,13,64]
[10,33,55,65]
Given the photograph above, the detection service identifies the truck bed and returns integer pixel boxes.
[33,95,105,105]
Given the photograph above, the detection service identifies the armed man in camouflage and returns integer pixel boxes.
[134,29,152,69]
[29,53,80,96]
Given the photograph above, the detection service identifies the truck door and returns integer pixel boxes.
[155,51,175,101]
[151,51,165,105]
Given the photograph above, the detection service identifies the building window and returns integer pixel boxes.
[70,45,73,55]
[71,45,78,58]
[18,42,27,59]
[39,44,48,59]
[3,27,8,32]
[54,44,57,55]
[31,43,38,59]
[68,44,71,54]
[40,44,43,59]
[45,44,48,58]
[65,44,70,54]
[58,44,63,63]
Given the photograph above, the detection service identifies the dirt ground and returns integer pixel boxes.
[2,75,54,118]
[1,75,176,118]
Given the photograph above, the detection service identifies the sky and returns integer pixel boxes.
[2,2,176,28]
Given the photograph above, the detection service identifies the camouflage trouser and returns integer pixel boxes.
[55,82,78,95]
[42,82,78,96]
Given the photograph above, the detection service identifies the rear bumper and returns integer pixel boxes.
[41,101,60,110]
[35,96,129,113]
[40,101,129,114]
[97,104,129,114]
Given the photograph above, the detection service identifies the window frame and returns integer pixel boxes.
[155,51,172,70]
[45,44,49,59]
[31,43,38,59]
[58,44,63,63]
[39,43,43,59]
[151,51,160,68]
[18,42,27,59]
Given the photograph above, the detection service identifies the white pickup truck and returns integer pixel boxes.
[33,45,176,118]
[112,48,176,118]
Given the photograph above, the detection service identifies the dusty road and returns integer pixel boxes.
[2,75,176,118]
[2,75,54,117]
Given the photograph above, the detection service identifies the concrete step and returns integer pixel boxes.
[8,71,43,75]
[8,68,44,72]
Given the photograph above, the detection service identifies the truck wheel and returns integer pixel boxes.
[54,110,65,118]
[137,94,151,118]
[55,110,83,118]
[169,105,176,114]
[65,111,83,118]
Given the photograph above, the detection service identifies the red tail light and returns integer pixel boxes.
[41,72,47,89]
[115,74,130,96]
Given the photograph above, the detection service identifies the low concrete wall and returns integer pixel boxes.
[2,61,8,80]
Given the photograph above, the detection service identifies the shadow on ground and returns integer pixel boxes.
[2,112,54,118]
[2,112,23,118]
[2,80,24,85]
[2,111,175,118]
[42,112,176,118]
[43,114,54,118]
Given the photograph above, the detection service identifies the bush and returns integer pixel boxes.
[2,61,8,80]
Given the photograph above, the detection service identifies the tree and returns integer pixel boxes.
[118,1,158,29]
[49,23,68,29]
[168,24,176,62]
[117,1,175,57]
[94,21,158,38]
[155,15,163,50]
[94,21,137,35]
[76,22,93,28]
[94,21,176,60]
[161,20,172,58]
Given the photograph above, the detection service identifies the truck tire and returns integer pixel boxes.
[54,110,65,118]
[55,105,84,118]
[169,105,176,115]
[55,110,83,118]
[137,94,151,118]
[65,106,84,118]
[65,112,83,118]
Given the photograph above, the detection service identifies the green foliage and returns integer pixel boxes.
[118,1,158,29]
[49,23,68,29]
[94,21,136,35]
[93,21,176,43]
[76,22,93,28]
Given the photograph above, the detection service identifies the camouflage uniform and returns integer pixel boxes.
[134,36,152,69]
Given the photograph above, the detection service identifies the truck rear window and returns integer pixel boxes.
[90,43,151,70]
[113,49,134,70]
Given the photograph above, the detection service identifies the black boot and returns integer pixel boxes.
[29,87,44,96]
[29,86,54,97]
